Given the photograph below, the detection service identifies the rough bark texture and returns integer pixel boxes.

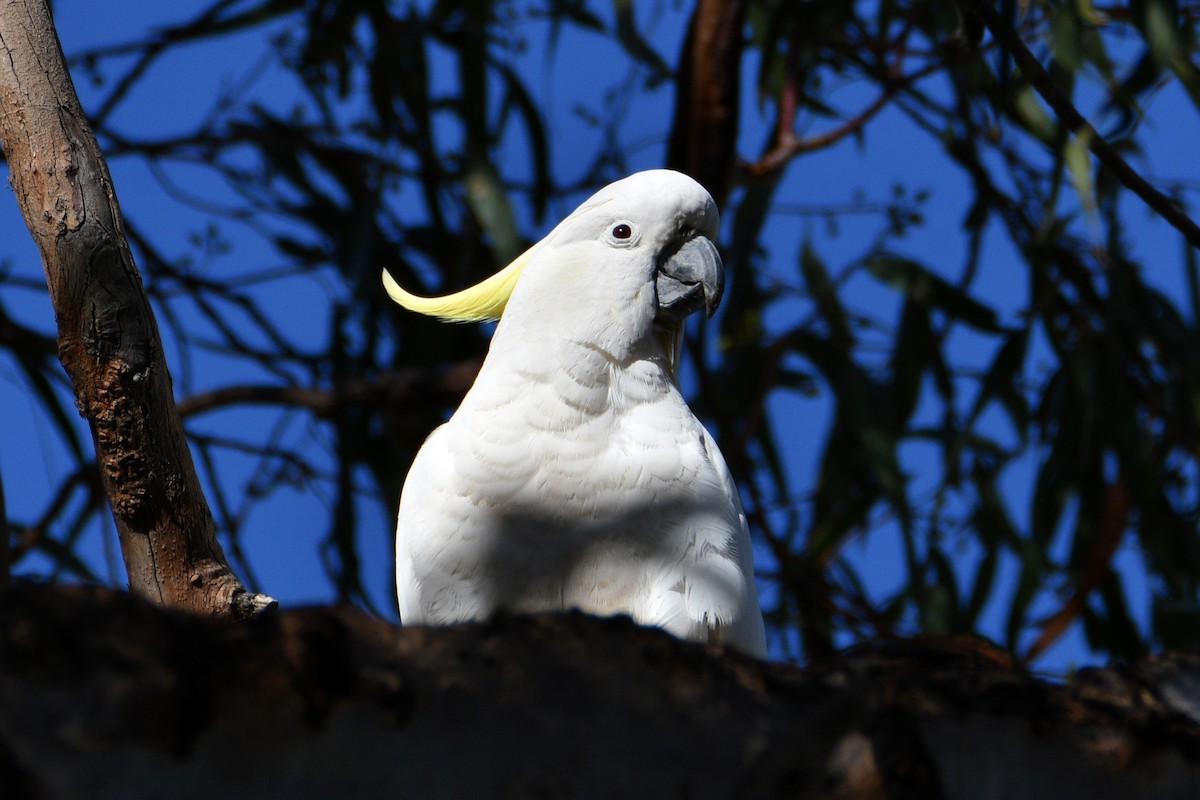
[1,581,1198,799]
[667,0,746,208]
[0,0,272,616]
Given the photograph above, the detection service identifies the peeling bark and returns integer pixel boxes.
[0,0,272,616]
[1,583,1199,799]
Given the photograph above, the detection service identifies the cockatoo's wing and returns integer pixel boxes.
[697,425,767,656]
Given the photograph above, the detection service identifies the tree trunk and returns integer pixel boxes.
[667,0,747,208]
[0,0,272,617]
[1,582,1198,799]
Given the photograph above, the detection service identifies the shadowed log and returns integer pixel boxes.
[1,582,1198,799]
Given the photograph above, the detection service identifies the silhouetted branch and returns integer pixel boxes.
[176,362,480,419]
[1025,480,1131,662]
[967,0,1200,251]
[11,466,99,563]
[745,90,896,178]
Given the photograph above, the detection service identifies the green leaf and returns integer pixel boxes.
[1185,230,1200,326]
[865,255,1000,332]
[777,367,819,395]
[1012,85,1056,142]
[964,545,999,629]
[1144,0,1180,69]
[1075,0,1105,24]
[1081,571,1146,660]
[889,297,934,429]
[969,327,1030,432]
[611,0,672,85]
[545,0,605,37]
[968,465,1022,633]
[1050,6,1085,72]
[1005,547,1044,649]
[925,545,961,634]
[463,160,521,267]
[1031,433,1076,549]
[1064,130,1098,217]
[1154,597,1200,651]
[801,242,853,344]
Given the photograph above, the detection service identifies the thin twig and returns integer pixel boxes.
[12,467,101,562]
[1023,481,1130,663]
[176,361,480,418]
[745,91,895,177]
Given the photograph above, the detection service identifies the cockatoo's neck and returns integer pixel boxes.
[455,321,679,426]
[451,238,684,420]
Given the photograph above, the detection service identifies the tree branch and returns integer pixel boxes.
[967,0,1200,251]
[11,465,99,565]
[175,361,480,419]
[744,90,896,178]
[1024,480,1131,663]
[667,0,747,207]
[0,0,273,616]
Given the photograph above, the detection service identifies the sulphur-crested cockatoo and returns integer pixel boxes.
[384,169,766,657]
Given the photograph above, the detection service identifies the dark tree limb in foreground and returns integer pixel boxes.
[1,582,1198,799]
[0,0,272,616]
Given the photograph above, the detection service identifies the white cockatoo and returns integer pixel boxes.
[383,169,766,657]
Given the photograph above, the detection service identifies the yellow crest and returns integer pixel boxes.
[382,241,542,322]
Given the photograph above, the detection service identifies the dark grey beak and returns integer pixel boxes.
[655,236,724,321]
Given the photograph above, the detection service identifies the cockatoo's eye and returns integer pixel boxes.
[607,220,639,246]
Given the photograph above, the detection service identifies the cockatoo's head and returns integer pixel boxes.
[383,169,722,363]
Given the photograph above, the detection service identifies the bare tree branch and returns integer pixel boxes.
[0,0,273,617]
[11,465,99,564]
[1025,480,1131,662]
[743,90,896,177]
[175,361,480,419]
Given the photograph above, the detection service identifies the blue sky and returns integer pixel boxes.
[3,0,1198,668]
